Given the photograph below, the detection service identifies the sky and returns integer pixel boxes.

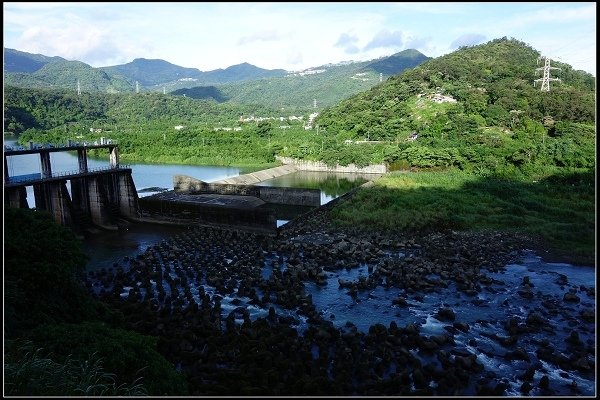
[3,2,596,75]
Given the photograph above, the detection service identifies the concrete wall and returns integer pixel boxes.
[258,186,320,207]
[4,186,29,209]
[276,156,387,174]
[174,175,320,206]
[117,172,140,219]
[213,164,297,184]
[139,196,277,232]
[33,181,73,227]
[87,176,115,229]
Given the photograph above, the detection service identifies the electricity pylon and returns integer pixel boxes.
[534,56,561,92]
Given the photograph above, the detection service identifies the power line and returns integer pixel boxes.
[534,56,561,92]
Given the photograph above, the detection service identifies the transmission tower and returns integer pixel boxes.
[380,73,383,83]
[534,56,561,92]
[313,98,317,109]
[77,79,81,96]
[136,81,140,93]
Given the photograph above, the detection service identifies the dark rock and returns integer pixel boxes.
[435,307,456,321]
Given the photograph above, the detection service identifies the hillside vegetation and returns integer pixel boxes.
[4,38,595,257]
[6,38,593,172]
[316,37,595,173]
[213,49,430,112]
[4,47,429,113]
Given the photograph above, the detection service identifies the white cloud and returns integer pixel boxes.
[2,2,595,75]
[364,29,404,51]
[450,33,486,49]
[238,30,291,45]
[334,33,361,54]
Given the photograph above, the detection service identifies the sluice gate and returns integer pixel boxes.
[4,142,140,232]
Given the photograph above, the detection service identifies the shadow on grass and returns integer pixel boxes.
[330,169,595,265]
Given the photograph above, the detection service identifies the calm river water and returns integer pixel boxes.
[4,136,370,267]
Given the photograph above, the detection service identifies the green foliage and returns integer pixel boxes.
[317,37,595,174]
[26,322,188,396]
[4,37,595,173]
[3,208,110,335]
[5,59,134,93]
[4,340,147,396]
[4,207,188,396]
[330,169,595,264]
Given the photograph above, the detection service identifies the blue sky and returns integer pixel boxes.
[3,2,596,75]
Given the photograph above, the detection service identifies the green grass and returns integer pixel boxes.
[330,169,595,264]
[4,340,147,396]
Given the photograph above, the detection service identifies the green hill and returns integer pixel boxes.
[170,86,229,102]
[363,48,430,75]
[4,59,135,93]
[100,58,203,87]
[316,37,595,171]
[4,48,65,73]
[208,49,430,112]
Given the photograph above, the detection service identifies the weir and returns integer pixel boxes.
[4,142,140,232]
[139,174,321,233]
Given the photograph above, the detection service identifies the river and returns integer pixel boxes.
[4,136,370,267]
[4,136,595,395]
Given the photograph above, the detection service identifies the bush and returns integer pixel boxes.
[27,322,189,396]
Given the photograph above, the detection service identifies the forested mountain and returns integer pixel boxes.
[3,48,287,92]
[4,57,136,93]
[316,37,595,171]
[192,62,288,85]
[3,48,428,111]
[3,85,284,138]
[362,48,429,75]
[170,86,229,102]
[100,58,205,86]
[101,59,287,88]
[4,48,66,73]
[196,49,430,112]
[5,38,594,173]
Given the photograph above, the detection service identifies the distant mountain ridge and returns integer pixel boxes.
[4,48,289,90]
[210,49,430,110]
[3,47,430,111]
[3,48,66,73]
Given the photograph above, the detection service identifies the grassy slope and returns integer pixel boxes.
[329,169,595,265]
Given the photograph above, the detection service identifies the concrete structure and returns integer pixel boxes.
[174,174,321,207]
[138,190,277,233]
[4,143,139,232]
[213,164,298,185]
[276,156,387,174]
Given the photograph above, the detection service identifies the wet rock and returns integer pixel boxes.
[453,322,470,333]
[392,297,408,307]
[518,288,534,299]
[555,274,568,285]
[504,347,530,362]
[526,312,548,327]
[563,292,580,303]
[520,381,533,394]
[435,307,456,321]
[566,330,583,347]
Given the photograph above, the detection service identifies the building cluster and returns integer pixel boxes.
[417,90,457,104]
[239,115,305,123]
[213,127,243,132]
[286,68,326,77]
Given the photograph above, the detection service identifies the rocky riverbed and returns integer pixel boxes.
[84,202,596,396]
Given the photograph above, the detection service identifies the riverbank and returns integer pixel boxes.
[82,182,595,396]
[327,170,595,267]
